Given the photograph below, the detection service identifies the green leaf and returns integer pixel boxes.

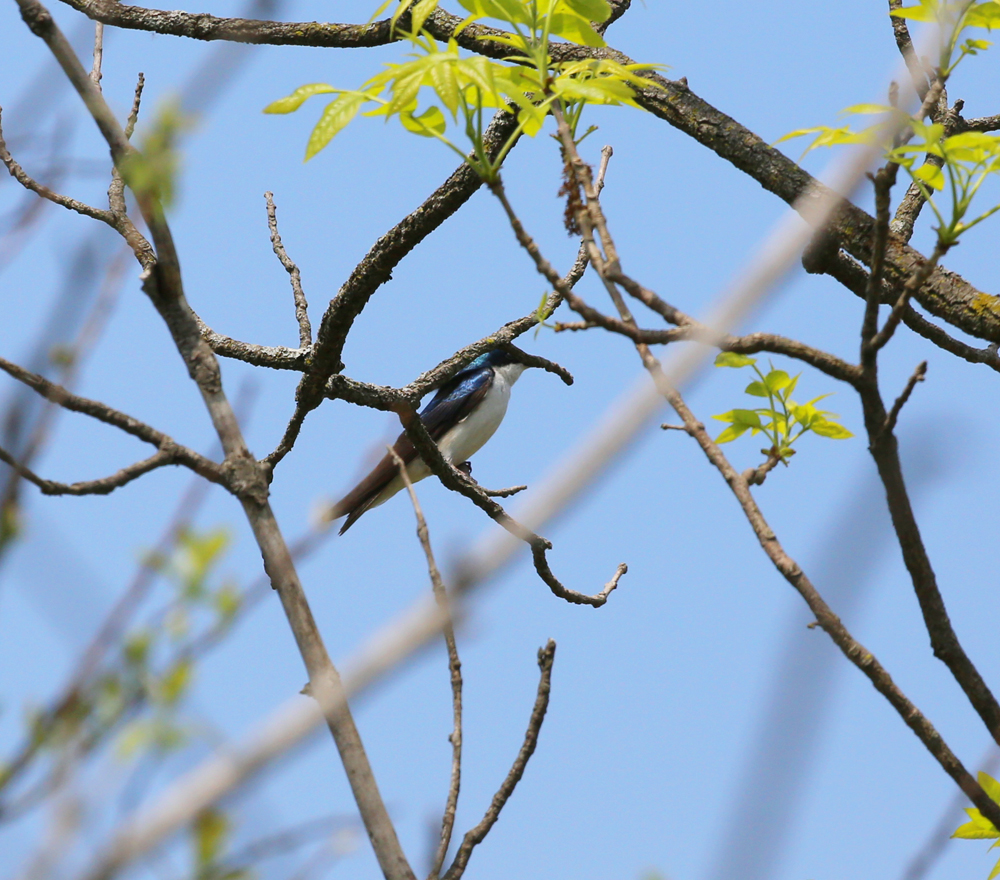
[264,83,337,114]
[913,162,945,191]
[715,424,749,444]
[123,629,153,668]
[158,659,193,707]
[764,369,791,393]
[714,352,756,368]
[390,0,417,31]
[781,373,801,400]
[194,808,230,867]
[954,806,1000,839]
[558,0,612,22]
[889,3,937,23]
[810,418,854,439]
[429,58,460,114]
[214,583,242,622]
[731,409,762,428]
[400,105,447,136]
[990,853,1000,880]
[412,0,439,31]
[981,771,1000,805]
[547,12,606,46]
[458,0,532,25]
[744,381,769,397]
[306,93,367,160]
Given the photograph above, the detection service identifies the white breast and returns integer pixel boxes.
[437,362,525,466]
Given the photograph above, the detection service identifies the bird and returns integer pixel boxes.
[325,348,528,534]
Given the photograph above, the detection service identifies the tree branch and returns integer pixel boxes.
[0,106,115,224]
[265,191,311,347]
[883,360,927,437]
[0,354,225,485]
[659,380,1000,830]
[0,444,181,496]
[442,640,556,880]
[386,449,463,880]
[396,406,625,607]
[887,0,931,99]
[16,4,415,876]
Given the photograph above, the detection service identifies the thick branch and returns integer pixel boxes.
[59,0,395,46]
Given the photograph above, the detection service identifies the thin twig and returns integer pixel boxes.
[870,240,948,353]
[89,21,103,87]
[883,360,927,436]
[386,448,463,880]
[109,73,144,214]
[0,444,179,496]
[442,641,556,880]
[1,106,115,224]
[481,484,527,498]
[265,191,311,347]
[0,354,225,485]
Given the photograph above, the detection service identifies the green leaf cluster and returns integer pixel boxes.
[264,0,661,176]
[890,121,1000,243]
[953,771,1000,879]
[779,102,1000,247]
[712,353,853,460]
[781,104,1000,245]
[778,2,1000,247]
[120,99,192,207]
[890,1,1000,72]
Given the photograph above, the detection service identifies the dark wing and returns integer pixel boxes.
[330,367,495,534]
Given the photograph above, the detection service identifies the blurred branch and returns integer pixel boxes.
[1,107,115,223]
[887,0,931,99]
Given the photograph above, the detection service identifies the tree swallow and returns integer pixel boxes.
[326,349,528,534]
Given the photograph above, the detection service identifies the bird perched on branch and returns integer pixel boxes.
[325,349,528,534]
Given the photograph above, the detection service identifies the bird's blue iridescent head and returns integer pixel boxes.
[463,349,519,373]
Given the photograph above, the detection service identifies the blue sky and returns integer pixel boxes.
[3,2,1000,879]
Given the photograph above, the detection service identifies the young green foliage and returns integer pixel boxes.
[264,0,661,179]
[778,1,1000,246]
[711,353,852,464]
[953,771,1000,879]
[780,106,1000,245]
